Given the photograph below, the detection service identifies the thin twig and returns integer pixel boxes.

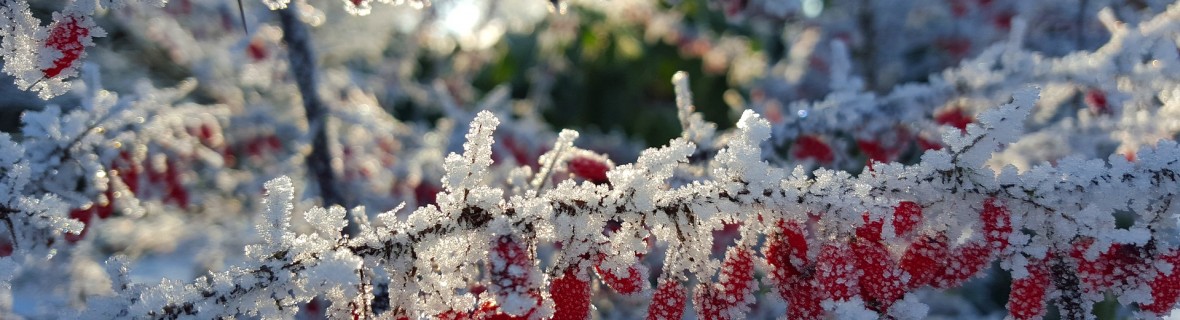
[277,7,349,221]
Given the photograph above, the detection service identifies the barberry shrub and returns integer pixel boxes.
[1,0,1180,320]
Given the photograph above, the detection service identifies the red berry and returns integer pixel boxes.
[1084,89,1110,115]
[0,240,13,257]
[499,135,539,168]
[718,246,755,298]
[437,309,471,320]
[42,13,93,78]
[764,220,822,318]
[550,268,591,320]
[1141,251,1180,315]
[792,135,835,164]
[981,198,1012,252]
[487,235,540,317]
[856,139,891,163]
[784,278,824,320]
[765,220,809,287]
[65,207,94,243]
[567,155,611,184]
[163,159,189,209]
[414,182,440,206]
[993,11,1014,29]
[198,124,215,143]
[267,135,282,149]
[815,243,859,302]
[246,40,267,61]
[892,201,922,238]
[935,108,973,132]
[856,213,885,243]
[852,240,905,311]
[935,37,972,59]
[113,151,141,195]
[1071,239,1152,295]
[693,246,756,319]
[1007,257,1050,320]
[930,241,992,289]
[646,278,686,320]
[595,258,649,296]
[471,299,536,320]
[900,233,951,289]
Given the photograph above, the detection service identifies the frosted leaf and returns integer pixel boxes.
[304,206,347,240]
[608,138,695,213]
[712,110,782,195]
[0,1,44,94]
[303,249,362,289]
[248,176,295,258]
[0,135,29,206]
[375,202,407,229]
[945,88,1039,169]
[442,111,500,193]
[19,194,82,237]
[671,71,717,146]
[531,129,578,190]
[919,149,954,172]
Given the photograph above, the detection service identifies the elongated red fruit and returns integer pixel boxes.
[853,240,905,311]
[892,201,922,237]
[487,235,540,317]
[930,241,992,289]
[1007,257,1050,320]
[765,219,809,285]
[693,246,756,319]
[595,256,649,296]
[647,278,686,320]
[1141,251,1180,315]
[550,268,591,320]
[900,233,950,289]
[981,198,1012,252]
[816,243,859,302]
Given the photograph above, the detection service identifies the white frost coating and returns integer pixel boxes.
[262,0,291,10]
[304,206,348,240]
[0,2,107,99]
[57,80,1177,318]
[823,297,878,319]
[247,177,294,258]
[945,87,1040,170]
[672,71,717,147]
[887,293,931,320]
[531,129,579,190]
[303,249,363,289]
[0,1,43,95]
[712,110,782,196]
[443,111,501,193]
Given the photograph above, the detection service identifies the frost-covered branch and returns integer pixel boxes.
[93,94,1180,318]
[3,1,1180,319]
